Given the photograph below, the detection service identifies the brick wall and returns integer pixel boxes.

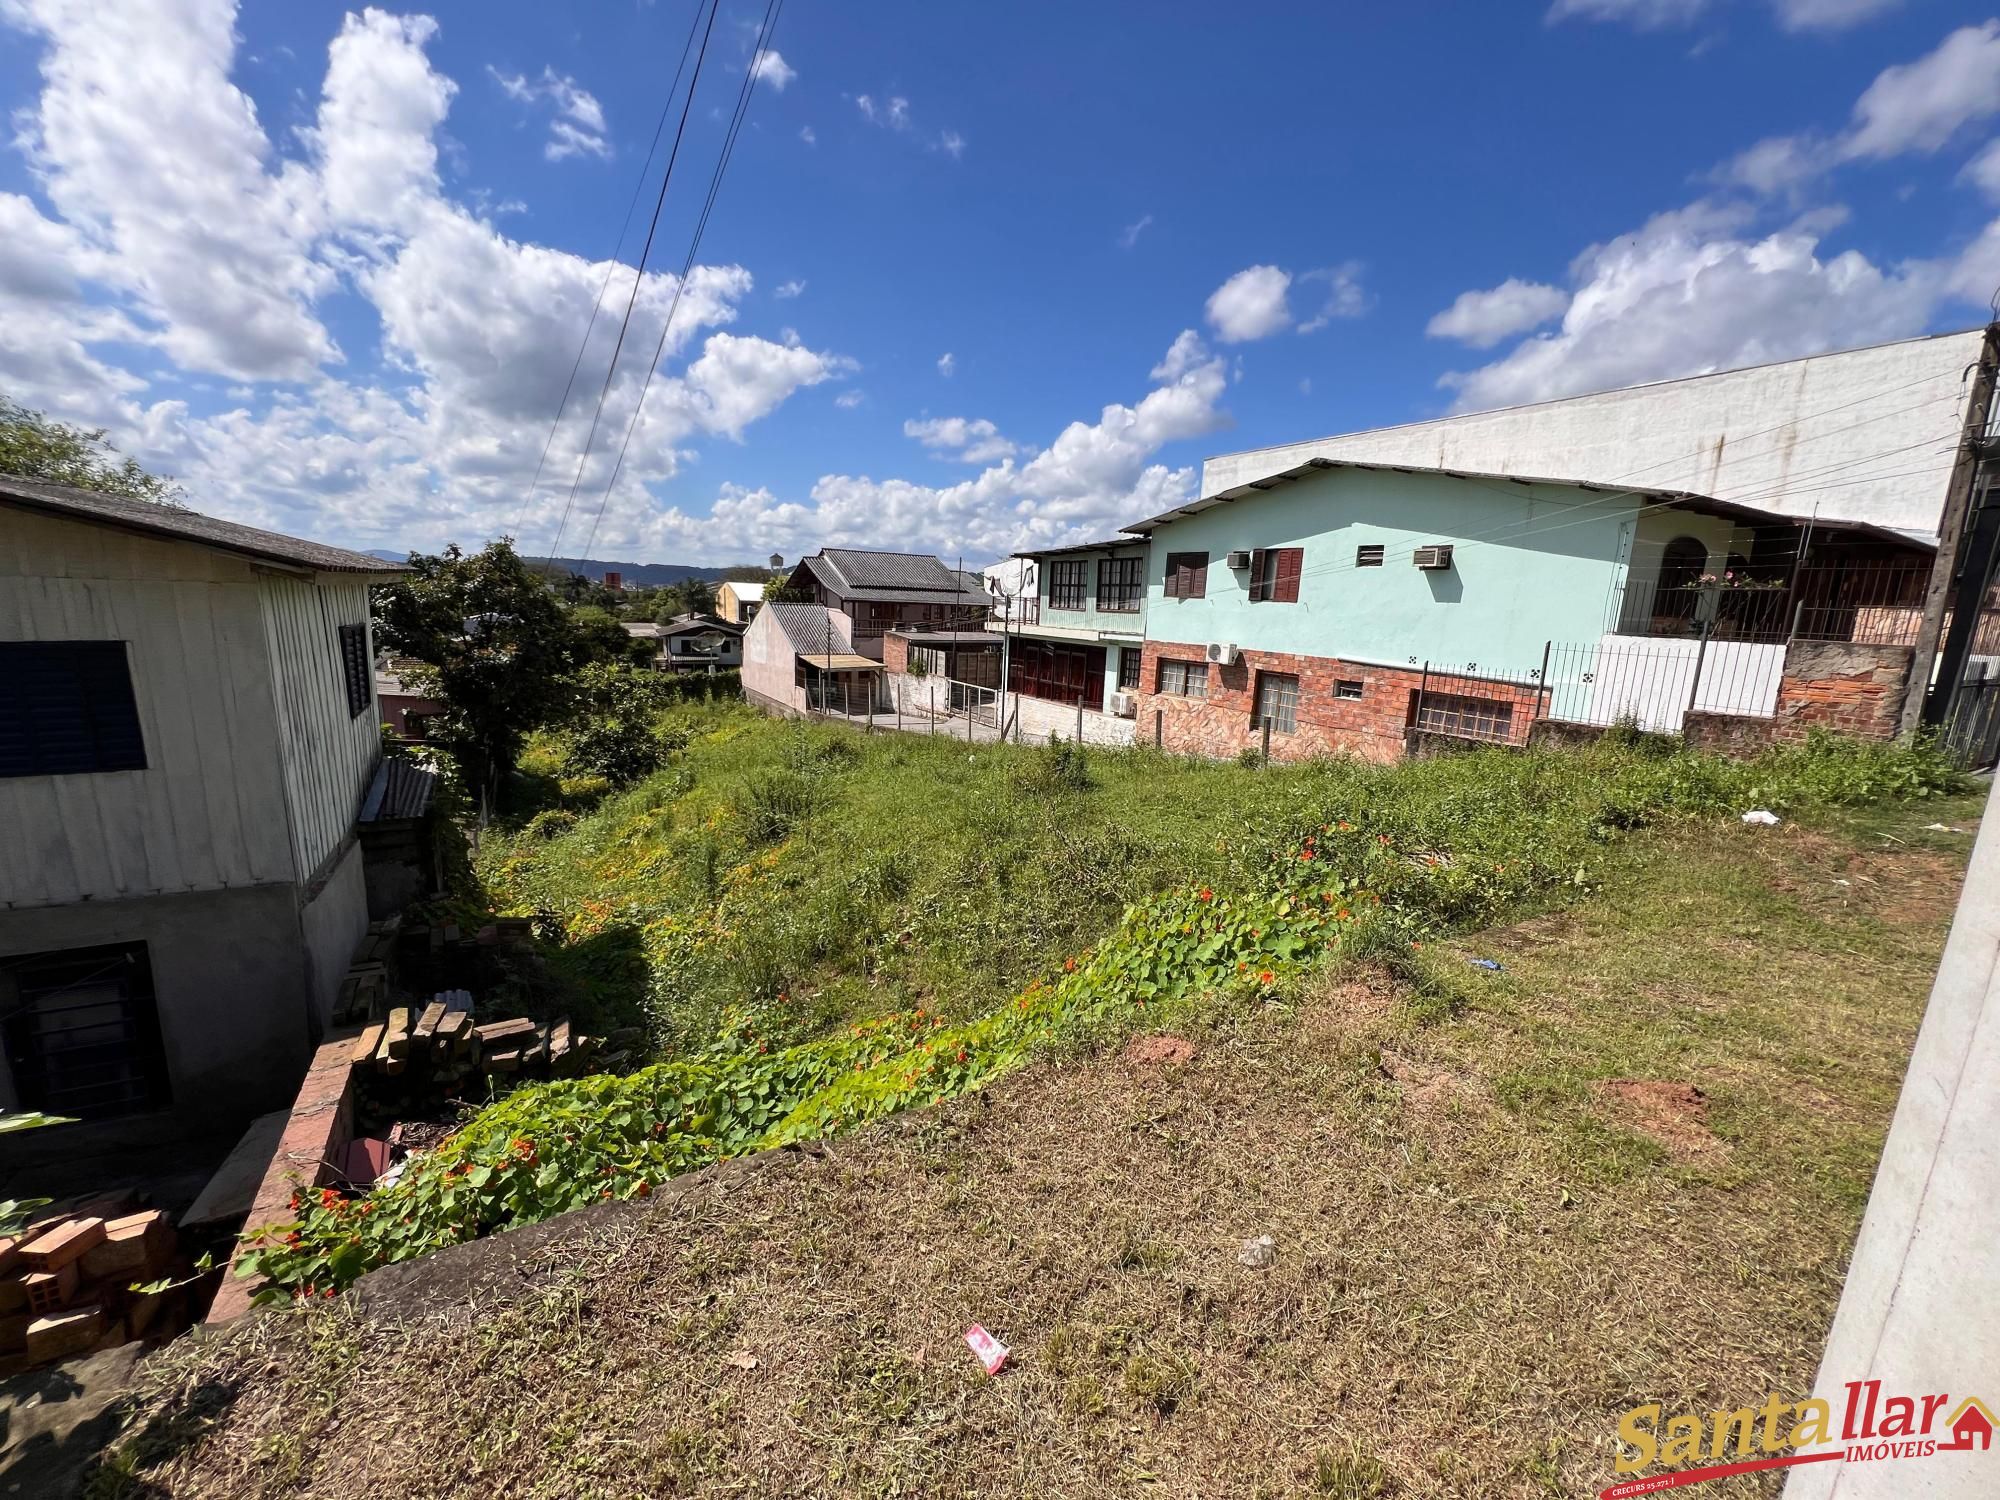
[880,631,910,674]
[1135,640,1538,765]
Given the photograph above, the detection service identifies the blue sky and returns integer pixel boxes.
[2,1,1998,565]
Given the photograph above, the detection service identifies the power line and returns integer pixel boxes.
[508,0,709,548]
[543,0,724,569]
[576,0,787,565]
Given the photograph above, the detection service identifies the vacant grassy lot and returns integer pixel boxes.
[100,791,1982,1498]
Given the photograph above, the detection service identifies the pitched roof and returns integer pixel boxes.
[765,602,852,658]
[0,475,407,574]
[1118,455,1931,552]
[657,613,743,637]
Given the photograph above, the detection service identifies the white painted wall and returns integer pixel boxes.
[259,573,381,881]
[1203,331,1982,537]
[1542,634,1785,732]
[0,509,296,905]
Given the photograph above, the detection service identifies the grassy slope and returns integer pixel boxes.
[103,793,1982,1499]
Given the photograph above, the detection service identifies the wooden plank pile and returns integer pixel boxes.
[352,990,601,1085]
[332,917,400,1025]
[0,1207,185,1373]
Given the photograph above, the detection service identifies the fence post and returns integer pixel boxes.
[1535,641,1552,728]
[1155,708,1163,749]
[1415,661,1430,736]
[929,685,936,735]
[1260,718,1272,764]
[867,683,875,733]
[1076,696,1084,744]
[1685,622,1712,724]
[967,693,975,744]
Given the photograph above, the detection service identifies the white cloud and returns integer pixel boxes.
[854,90,958,157]
[938,130,965,160]
[1436,199,1958,412]
[1546,0,1709,29]
[1296,262,1370,333]
[1119,214,1153,249]
[904,416,1018,463]
[1846,21,2000,159]
[487,64,609,160]
[798,125,817,146]
[1427,278,1570,347]
[1149,329,1210,382]
[833,389,864,409]
[751,49,796,91]
[1962,138,2000,201]
[0,1,848,562]
[1773,0,1902,31]
[1204,265,1293,342]
[937,351,956,377]
[1549,0,1899,30]
[775,278,805,299]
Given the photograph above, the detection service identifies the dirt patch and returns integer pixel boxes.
[1381,1048,1486,1116]
[1123,1034,1197,1068]
[1593,1079,1726,1162]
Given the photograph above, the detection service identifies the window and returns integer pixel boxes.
[1254,671,1300,733]
[1117,649,1142,691]
[1355,544,1384,568]
[1047,560,1088,611]
[338,623,371,718]
[1335,679,1365,701]
[0,641,147,778]
[1097,556,1144,613]
[1163,551,1209,599]
[0,943,170,1119]
[1247,547,1304,603]
[1156,658,1207,699]
[1413,691,1515,742]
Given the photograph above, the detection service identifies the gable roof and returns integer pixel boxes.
[657,613,743,637]
[815,548,961,590]
[765,602,853,658]
[0,475,407,574]
[1118,456,1931,552]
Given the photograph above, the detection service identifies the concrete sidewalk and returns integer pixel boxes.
[1786,798,2000,1498]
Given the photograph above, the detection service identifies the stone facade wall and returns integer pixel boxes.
[1684,640,1913,755]
[1135,640,1539,765]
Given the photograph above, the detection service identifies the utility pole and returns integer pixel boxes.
[1900,321,2000,736]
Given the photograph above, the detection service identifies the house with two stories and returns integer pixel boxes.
[742,602,886,718]
[779,548,991,660]
[625,614,744,673]
[0,478,404,1125]
[988,537,1149,745]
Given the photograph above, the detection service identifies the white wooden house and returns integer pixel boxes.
[0,478,404,1123]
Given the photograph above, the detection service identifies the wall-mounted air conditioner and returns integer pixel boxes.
[1205,641,1240,666]
[1108,691,1138,718]
[1226,549,1251,571]
[1413,545,1455,570]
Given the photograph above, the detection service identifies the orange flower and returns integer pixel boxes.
[1378,835,1391,846]
[1411,941,1422,950]
[1064,957,1077,972]
[1199,888,1214,902]
[1299,850,1314,862]
[635,1180,651,1197]
[1337,908,1350,920]
[1257,970,1275,985]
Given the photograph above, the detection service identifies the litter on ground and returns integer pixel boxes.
[1468,958,1503,973]
[1741,810,1781,826]
[963,1324,1009,1375]
[1237,1234,1277,1269]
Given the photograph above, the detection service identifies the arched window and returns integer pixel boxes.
[1655,536,1708,624]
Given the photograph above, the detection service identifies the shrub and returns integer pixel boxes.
[737,769,821,843]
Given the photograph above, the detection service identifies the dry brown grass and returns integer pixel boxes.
[91,798,1982,1499]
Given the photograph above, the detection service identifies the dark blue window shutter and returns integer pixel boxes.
[0,641,147,777]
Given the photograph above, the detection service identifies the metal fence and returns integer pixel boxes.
[1613,559,1944,648]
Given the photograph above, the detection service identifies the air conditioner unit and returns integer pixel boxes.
[1108,691,1138,718]
[1413,544,1455,570]
[1226,549,1251,571]
[1205,641,1240,666]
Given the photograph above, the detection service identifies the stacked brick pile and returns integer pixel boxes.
[0,1207,185,1372]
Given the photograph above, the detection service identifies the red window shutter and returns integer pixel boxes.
[1188,555,1207,599]
[1249,549,1269,602]
[1164,559,1180,599]
[1274,547,1303,603]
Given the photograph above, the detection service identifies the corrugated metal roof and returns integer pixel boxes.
[359,756,437,823]
[766,602,852,658]
[1011,536,1142,559]
[815,548,962,590]
[0,476,408,574]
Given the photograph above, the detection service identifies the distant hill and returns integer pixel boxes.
[363,551,778,587]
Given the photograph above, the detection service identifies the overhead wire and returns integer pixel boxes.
[542,0,724,569]
[576,0,787,565]
[507,0,707,548]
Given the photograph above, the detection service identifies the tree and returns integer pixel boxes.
[0,397,184,503]
[663,576,716,619]
[372,540,623,810]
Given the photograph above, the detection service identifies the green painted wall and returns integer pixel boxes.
[1138,468,1647,674]
[1031,545,1149,637]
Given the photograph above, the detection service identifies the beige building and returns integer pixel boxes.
[0,478,402,1124]
[715,579,763,625]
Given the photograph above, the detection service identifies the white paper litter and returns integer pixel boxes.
[1741,810,1781,826]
